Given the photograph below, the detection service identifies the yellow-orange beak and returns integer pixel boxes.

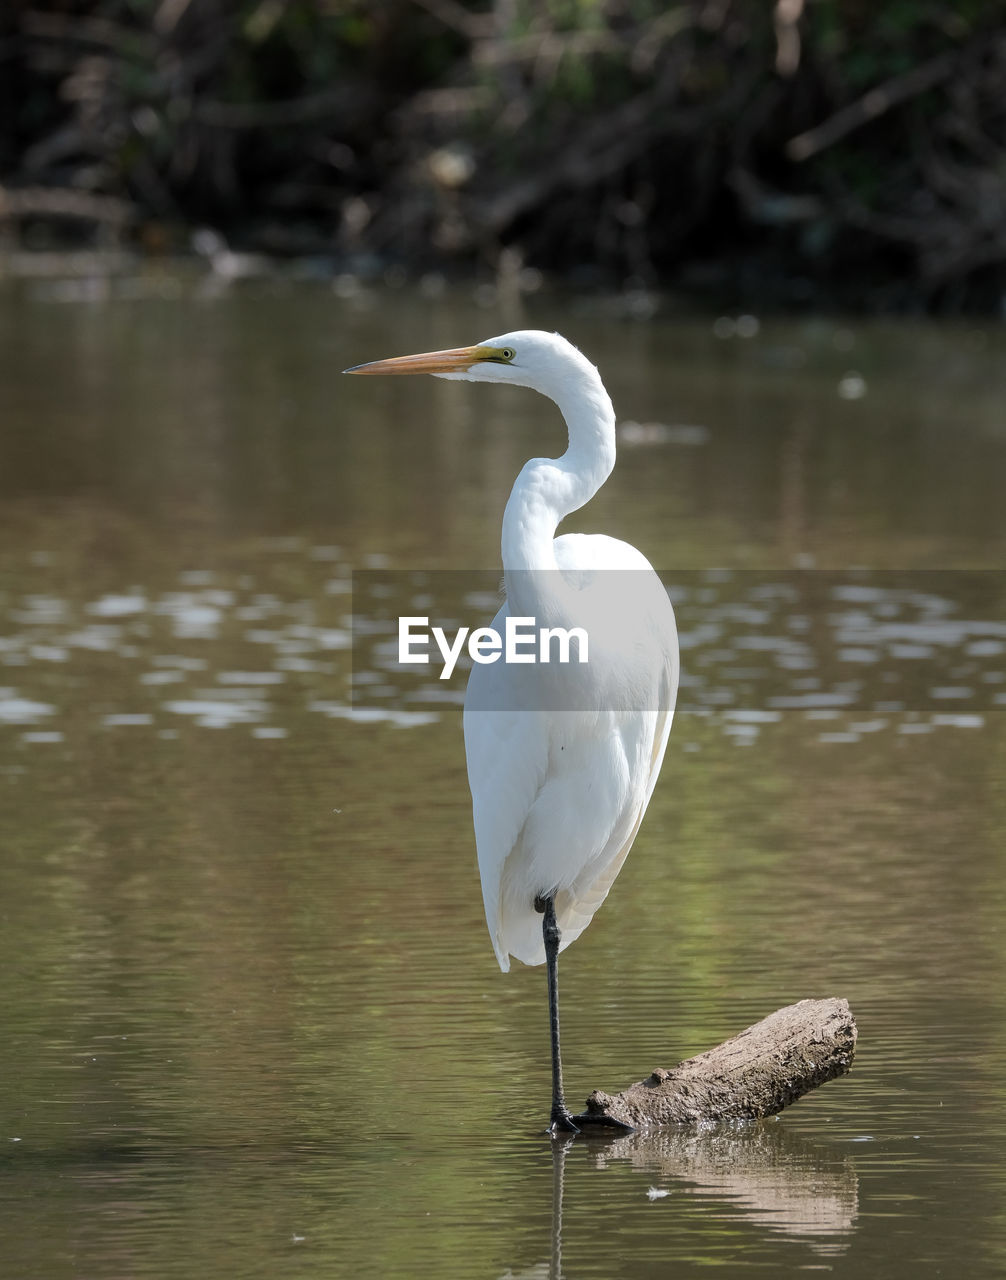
[343,344,490,375]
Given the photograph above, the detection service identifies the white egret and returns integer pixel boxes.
[346,331,679,1132]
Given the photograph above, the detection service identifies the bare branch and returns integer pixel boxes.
[787,51,959,161]
[0,185,133,226]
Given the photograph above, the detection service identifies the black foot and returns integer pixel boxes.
[548,1106,580,1136]
[594,1114,635,1133]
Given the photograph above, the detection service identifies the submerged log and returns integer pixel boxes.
[575,998,857,1131]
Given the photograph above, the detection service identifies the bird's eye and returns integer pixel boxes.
[501,348,515,361]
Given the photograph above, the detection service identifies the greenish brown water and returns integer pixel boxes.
[1,275,1005,1278]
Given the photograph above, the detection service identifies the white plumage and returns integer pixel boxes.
[347,329,678,1130]
[450,332,679,971]
[465,532,677,970]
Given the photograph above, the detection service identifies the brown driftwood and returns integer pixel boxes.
[575,998,856,1131]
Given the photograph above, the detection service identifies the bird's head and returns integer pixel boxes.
[344,330,594,400]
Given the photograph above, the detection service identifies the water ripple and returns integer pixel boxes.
[2,558,1003,747]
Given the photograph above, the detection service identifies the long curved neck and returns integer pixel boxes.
[501,368,616,575]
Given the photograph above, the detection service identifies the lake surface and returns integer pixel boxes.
[1,270,1005,1278]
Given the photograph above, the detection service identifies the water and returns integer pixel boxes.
[1,274,1005,1277]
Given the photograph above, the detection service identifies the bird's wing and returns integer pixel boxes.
[465,545,679,973]
[554,657,676,946]
[463,604,550,973]
[543,533,679,954]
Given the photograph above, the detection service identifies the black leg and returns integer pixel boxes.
[537,894,580,1135]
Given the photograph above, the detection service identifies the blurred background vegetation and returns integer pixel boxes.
[3,0,1006,311]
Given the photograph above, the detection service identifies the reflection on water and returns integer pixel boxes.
[1,278,1005,1279]
[543,1122,859,1280]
